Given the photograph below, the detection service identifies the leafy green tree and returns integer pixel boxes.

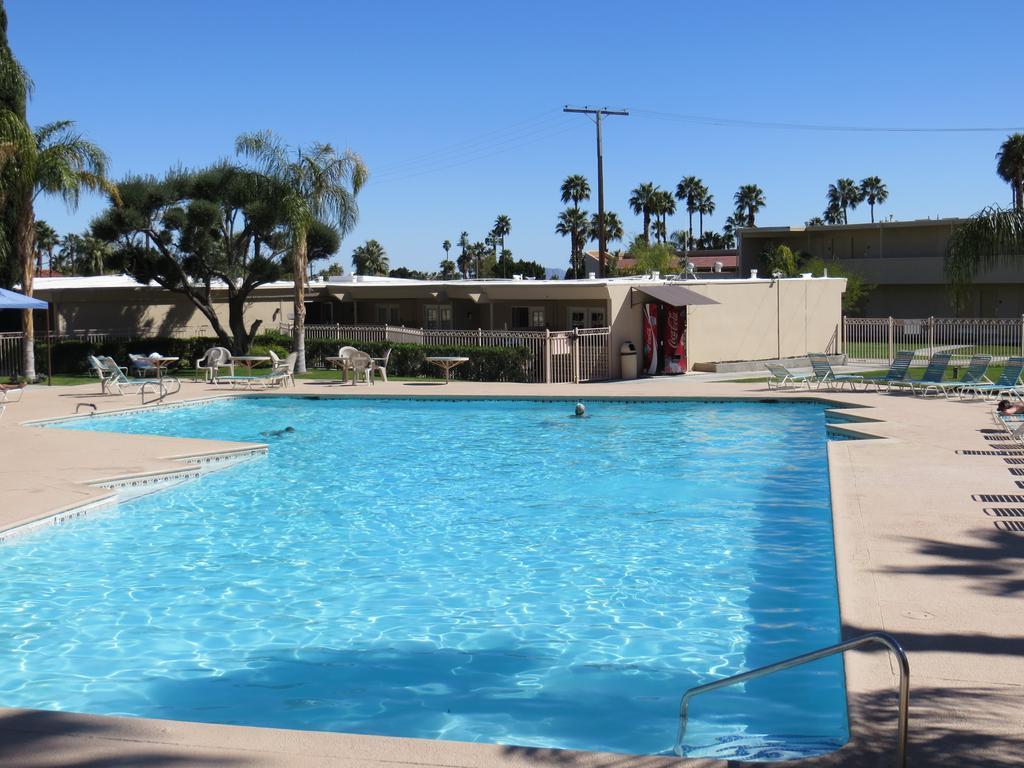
[351,239,389,275]
[996,133,1024,210]
[763,244,800,276]
[94,164,339,352]
[388,266,430,279]
[826,178,862,225]
[235,130,366,372]
[0,0,30,288]
[628,182,658,243]
[734,184,766,227]
[803,258,872,314]
[629,239,677,275]
[560,174,590,210]
[859,176,888,222]
[33,219,57,273]
[556,207,590,278]
[439,258,458,279]
[319,262,344,279]
[510,258,546,279]
[945,205,1024,312]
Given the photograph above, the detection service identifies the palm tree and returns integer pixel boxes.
[628,182,658,243]
[457,231,470,277]
[6,120,117,380]
[826,178,863,225]
[805,216,826,227]
[946,205,1024,311]
[236,130,367,373]
[556,207,590,278]
[442,239,451,263]
[734,184,766,227]
[996,134,1024,210]
[696,189,716,237]
[589,211,623,246]
[492,214,511,251]
[674,176,702,243]
[560,174,590,210]
[33,219,57,274]
[351,239,389,276]
[649,190,675,244]
[859,176,888,223]
[723,212,745,238]
[439,258,457,279]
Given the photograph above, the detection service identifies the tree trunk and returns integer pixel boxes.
[228,293,261,354]
[293,234,308,373]
[699,211,704,238]
[643,212,650,243]
[17,198,36,381]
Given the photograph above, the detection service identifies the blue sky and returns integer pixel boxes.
[8,0,1024,273]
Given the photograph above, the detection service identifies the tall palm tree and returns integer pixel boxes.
[589,211,623,246]
[650,190,676,243]
[492,214,511,251]
[351,239,389,276]
[7,120,117,379]
[556,207,590,278]
[628,182,658,243]
[734,184,766,227]
[33,219,57,273]
[826,178,862,225]
[457,231,471,278]
[696,189,716,237]
[674,176,702,243]
[560,174,590,211]
[723,212,745,238]
[859,176,888,223]
[997,133,1024,210]
[236,130,367,373]
[442,239,451,263]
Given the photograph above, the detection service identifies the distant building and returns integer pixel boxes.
[736,217,1022,317]
[583,249,737,277]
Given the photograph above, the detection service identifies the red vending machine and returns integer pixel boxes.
[641,302,659,375]
[661,306,687,375]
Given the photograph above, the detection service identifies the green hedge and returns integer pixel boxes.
[36,333,533,382]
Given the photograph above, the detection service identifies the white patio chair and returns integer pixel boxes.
[348,350,374,385]
[370,348,392,383]
[196,347,234,382]
[0,385,24,420]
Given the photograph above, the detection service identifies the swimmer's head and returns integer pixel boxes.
[284,426,295,432]
[574,403,586,417]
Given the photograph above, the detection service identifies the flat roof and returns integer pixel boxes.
[737,216,967,237]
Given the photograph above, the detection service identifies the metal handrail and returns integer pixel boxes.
[674,631,909,768]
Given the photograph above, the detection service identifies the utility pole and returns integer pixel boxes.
[564,105,628,278]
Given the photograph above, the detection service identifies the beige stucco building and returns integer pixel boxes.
[737,217,1024,318]
[28,273,846,377]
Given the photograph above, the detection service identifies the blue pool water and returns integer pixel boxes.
[4,397,848,758]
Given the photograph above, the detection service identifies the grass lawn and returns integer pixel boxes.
[24,369,446,387]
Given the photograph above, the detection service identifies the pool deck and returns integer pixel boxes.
[0,376,1021,767]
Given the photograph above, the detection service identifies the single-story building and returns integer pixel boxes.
[26,272,846,377]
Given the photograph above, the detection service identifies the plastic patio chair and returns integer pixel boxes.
[370,348,392,383]
[196,347,234,382]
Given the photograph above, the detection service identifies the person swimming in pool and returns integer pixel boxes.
[260,426,296,437]
[573,402,586,417]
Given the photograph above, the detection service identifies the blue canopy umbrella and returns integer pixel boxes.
[0,287,51,385]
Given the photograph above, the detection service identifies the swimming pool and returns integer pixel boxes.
[5,397,848,758]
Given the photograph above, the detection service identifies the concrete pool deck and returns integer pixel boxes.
[0,375,1021,767]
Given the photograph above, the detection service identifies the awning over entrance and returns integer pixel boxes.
[629,284,720,307]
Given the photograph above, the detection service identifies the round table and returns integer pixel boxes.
[231,355,271,372]
[147,356,179,381]
[425,356,469,384]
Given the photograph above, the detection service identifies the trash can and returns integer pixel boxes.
[620,341,638,380]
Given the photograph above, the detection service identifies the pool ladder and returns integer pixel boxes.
[674,631,910,768]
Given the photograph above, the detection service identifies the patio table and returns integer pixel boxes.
[231,355,271,372]
[325,356,355,384]
[425,356,469,384]
[148,356,179,382]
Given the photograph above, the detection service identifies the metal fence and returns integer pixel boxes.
[300,324,612,383]
[0,332,22,378]
[844,317,1024,366]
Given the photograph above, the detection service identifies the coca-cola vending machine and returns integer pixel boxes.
[661,306,687,375]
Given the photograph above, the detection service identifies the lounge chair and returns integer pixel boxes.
[196,347,234,382]
[129,354,160,378]
[806,353,863,391]
[0,385,23,420]
[857,350,915,392]
[917,354,992,398]
[904,353,953,395]
[765,361,814,390]
[370,348,392,383]
[221,352,297,390]
[89,356,180,400]
[959,357,1024,400]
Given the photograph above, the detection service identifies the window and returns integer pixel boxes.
[375,303,400,325]
[424,304,452,329]
[568,306,606,329]
[512,306,545,329]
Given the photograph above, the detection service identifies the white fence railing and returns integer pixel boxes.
[844,317,1024,366]
[299,324,612,383]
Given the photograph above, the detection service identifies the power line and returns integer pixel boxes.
[631,108,1024,133]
